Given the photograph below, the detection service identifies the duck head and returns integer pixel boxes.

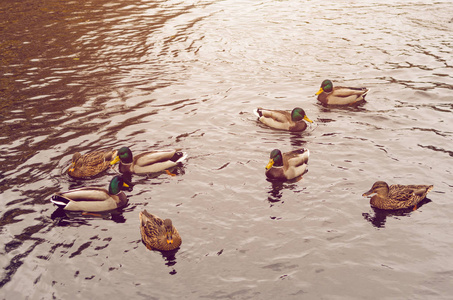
[111,147,134,165]
[362,181,390,197]
[266,149,283,170]
[291,107,313,123]
[316,79,333,95]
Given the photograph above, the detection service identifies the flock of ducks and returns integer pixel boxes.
[52,146,186,251]
[50,79,433,252]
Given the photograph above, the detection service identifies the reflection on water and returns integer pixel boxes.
[50,208,128,225]
[267,178,306,206]
[362,198,433,228]
[159,248,180,276]
[1,0,453,298]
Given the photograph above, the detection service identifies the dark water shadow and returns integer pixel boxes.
[266,172,306,207]
[141,240,180,275]
[289,133,309,148]
[50,207,128,226]
[362,197,432,228]
[316,99,368,111]
[160,248,180,275]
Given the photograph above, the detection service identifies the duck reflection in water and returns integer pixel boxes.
[362,197,432,228]
[267,180,303,206]
[160,249,179,275]
[50,207,127,225]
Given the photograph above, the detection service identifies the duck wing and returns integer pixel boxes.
[53,187,110,202]
[134,150,178,166]
[332,86,368,97]
[260,109,291,123]
[283,149,309,167]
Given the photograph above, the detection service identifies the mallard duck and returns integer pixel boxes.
[139,209,182,251]
[67,149,118,178]
[316,79,369,105]
[265,148,309,180]
[110,147,187,175]
[253,107,313,132]
[51,175,130,212]
[362,181,433,210]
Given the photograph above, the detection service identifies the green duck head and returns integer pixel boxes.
[164,219,175,244]
[108,175,130,195]
[291,107,313,123]
[362,181,389,197]
[316,79,333,95]
[266,149,283,170]
[111,147,133,165]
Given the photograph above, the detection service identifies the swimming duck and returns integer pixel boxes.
[67,149,118,178]
[265,148,309,181]
[51,175,130,212]
[316,79,369,105]
[139,209,182,251]
[253,107,313,132]
[110,147,187,175]
[362,181,433,210]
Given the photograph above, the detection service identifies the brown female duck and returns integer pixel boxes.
[362,181,433,210]
[139,210,182,251]
[68,149,117,178]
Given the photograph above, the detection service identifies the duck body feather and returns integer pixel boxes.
[317,86,369,105]
[363,181,433,210]
[316,80,368,105]
[112,147,187,175]
[265,148,309,181]
[254,108,312,132]
[68,149,117,178]
[51,175,129,212]
[51,188,128,212]
[139,210,182,251]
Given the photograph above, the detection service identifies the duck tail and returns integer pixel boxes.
[51,194,70,208]
[296,148,310,163]
[253,108,262,118]
[171,152,188,163]
[362,88,369,98]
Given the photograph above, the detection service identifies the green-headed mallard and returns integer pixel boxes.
[265,148,309,181]
[51,175,130,212]
[316,79,369,105]
[362,181,433,210]
[139,209,182,251]
[253,107,313,132]
[110,147,187,175]
[67,149,118,178]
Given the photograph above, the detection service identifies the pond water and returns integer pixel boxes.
[1,0,453,298]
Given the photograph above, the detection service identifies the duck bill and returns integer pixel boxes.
[110,156,121,165]
[304,115,313,123]
[122,182,130,188]
[362,189,374,197]
[166,232,174,244]
[265,159,274,170]
[68,162,76,173]
[315,87,324,95]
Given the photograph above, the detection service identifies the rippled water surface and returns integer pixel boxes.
[1,0,453,298]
